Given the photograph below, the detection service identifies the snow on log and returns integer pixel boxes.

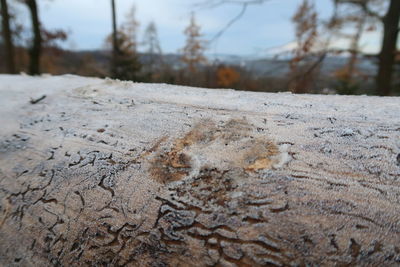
[0,74,399,266]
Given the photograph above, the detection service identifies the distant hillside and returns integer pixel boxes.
[1,46,377,79]
[209,54,378,77]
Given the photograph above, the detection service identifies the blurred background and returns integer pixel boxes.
[1,0,399,95]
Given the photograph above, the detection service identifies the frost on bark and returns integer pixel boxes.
[0,75,399,266]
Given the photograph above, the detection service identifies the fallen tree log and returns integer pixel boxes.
[0,74,399,266]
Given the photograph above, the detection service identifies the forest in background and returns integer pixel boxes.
[1,0,400,96]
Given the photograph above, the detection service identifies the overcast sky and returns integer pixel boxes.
[34,0,382,57]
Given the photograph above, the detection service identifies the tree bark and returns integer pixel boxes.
[25,0,41,75]
[0,75,399,266]
[0,0,16,73]
[376,0,400,96]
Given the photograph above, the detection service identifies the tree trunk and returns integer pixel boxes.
[376,0,400,96]
[111,0,119,78]
[25,0,41,75]
[0,0,16,73]
[0,75,399,266]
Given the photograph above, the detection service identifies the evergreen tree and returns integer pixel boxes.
[109,3,141,81]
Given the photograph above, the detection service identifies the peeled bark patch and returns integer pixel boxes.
[149,119,281,185]
[0,75,399,266]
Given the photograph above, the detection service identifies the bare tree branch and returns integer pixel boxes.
[335,0,384,20]
[194,0,271,43]
[210,3,248,43]
[195,0,269,9]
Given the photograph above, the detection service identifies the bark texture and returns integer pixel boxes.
[0,75,399,266]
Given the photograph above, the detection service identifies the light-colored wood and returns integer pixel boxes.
[0,75,399,266]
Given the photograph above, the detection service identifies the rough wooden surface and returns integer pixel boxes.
[0,75,399,266]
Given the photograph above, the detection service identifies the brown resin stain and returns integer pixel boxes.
[149,119,280,184]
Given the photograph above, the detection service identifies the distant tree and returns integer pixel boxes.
[181,13,207,74]
[142,21,163,80]
[0,0,16,73]
[116,32,141,81]
[5,0,67,74]
[120,6,139,51]
[108,3,141,81]
[143,22,162,56]
[376,0,400,95]
[335,0,400,95]
[331,0,368,85]
[289,0,319,93]
[23,0,41,75]
[199,0,399,96]
[326,0,370,94]
[110,0,119,78]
